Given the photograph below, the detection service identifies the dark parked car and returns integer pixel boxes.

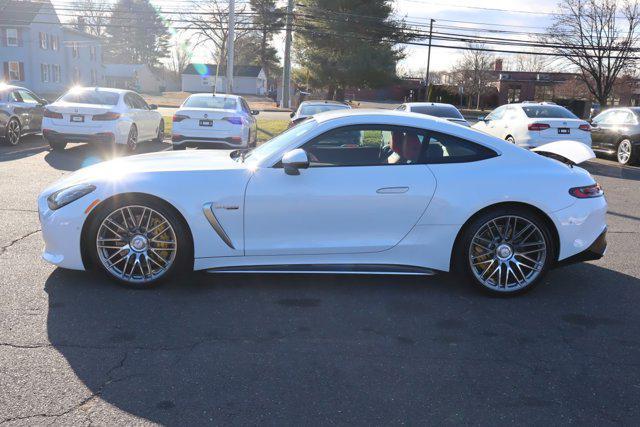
[0,84,47,146]
[591,107,640,165]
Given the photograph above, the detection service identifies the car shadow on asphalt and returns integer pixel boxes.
[44,263,640,424]
[43,141,172,171]
[0,135,50,162]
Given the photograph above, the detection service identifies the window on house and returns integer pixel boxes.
[90,69,98,85]
[7,61,22,81]
[72,42,80,58]
[41,64,50,82]
[6,29,18,46]
[507,86,521,103]
[73,67,81,82]
[40,32,48,49]
[52,65,61,83]
[534,85,554,101]
[51,36,59,51]
[90,46,96,60]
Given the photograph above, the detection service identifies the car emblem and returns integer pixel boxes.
[204,113,208,118]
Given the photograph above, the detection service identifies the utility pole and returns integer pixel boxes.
[226,0,235,94]
[425,18,435,101]
[280,0,293,109]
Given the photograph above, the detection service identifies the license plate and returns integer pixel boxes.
[199,119,213,127]
[71,115,84,123]
[558,128,570,134]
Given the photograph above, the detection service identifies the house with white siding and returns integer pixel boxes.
[0,0,103,97]
[181,64,267,95]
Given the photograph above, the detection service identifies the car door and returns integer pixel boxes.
[243,124,437,256]
[239,98,256,140]
[131,93,157,139]
[590,110,613,149]
[123,93,147,138]
[475,106,506,138]
[17,89,44,132]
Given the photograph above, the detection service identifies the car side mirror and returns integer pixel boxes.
[289,112,295,118]
[251,110,259,115]
[149,104,158,110]
[282,148,309,176]
[37,101,48,107]
[477,115,486,122]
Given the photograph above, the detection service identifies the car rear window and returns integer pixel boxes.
[59,90,120,105]
[184,96,237,110]
[299,104,349,116]
[411,105,464,119]
[522,106,577,119]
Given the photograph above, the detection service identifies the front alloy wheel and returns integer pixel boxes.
[5,119,21,146]
[617,139,634,165]
[461,211,553,295]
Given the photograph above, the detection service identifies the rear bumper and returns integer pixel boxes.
[557,227,607,266]
[171,135,248,149]
[43,129,115,144]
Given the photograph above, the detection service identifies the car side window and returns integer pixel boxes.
[240,98,251,113]
[18,90,38,103]
[302,125,427,167]
[9,91,22,102]
[615,111,635,124]
[423,131,498,164]
[486,106,506,121]
[124,93,136,109]
[396,105,406,111]
[132,93,149,110]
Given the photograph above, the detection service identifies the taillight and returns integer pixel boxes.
[44,109,63,119]
[579,124,591,132]
[172,114,189,122]
[528,123,550,131]
[569,183,604,198]
[92,112,121,121]
[224,116,243,125]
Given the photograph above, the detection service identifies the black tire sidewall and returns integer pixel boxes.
[617,139,635,165]
[47,139,67,151]
[457,207,555,296]
[6,119,21,146]
[86,196,191,288]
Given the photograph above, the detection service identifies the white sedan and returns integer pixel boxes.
[473,102,592,148]
[38,110,607,295]
[171,93,258,150]
[42,87,164,151]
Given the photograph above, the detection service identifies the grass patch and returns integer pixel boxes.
[162,116,288,144]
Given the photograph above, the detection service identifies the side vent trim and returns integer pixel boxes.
[202,202,235,249]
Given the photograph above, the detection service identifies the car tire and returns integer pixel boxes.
[455,206,555,296]
[85,195,192,288]
[617,139,637,165]
[126,125,138,152]
[4,118,21,146]
[48,139,67,151]
[505,135,515,144]
[153,120,164,143]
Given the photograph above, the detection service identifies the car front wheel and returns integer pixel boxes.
[458,207,554,295]
[86,197,192,288]
[4,118,21,146]
[617,139,637,165]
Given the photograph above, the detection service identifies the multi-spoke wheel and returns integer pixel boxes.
[459,209,554,295]
[5,119,21,146]
[153,120,164,143]
[617,139,637,165]
[87,198,192,287]
[126,125,138,152]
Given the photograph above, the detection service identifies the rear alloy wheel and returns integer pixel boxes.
[88,199,191,288]
[5,119,21,146]
[506,136,515,144]
[460,209,553,295]
[126,125,138,152]
[617,139,636,165]
[154,120,165,143]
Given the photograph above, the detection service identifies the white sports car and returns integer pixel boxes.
[38,110,607,295]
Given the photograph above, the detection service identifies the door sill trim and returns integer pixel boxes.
[206,264,435,276]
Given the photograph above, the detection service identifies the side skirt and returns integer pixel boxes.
[206,264,436,276]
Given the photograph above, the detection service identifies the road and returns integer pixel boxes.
[1,136,639,425]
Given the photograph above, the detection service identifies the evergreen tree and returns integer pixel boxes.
[105,0,170,66]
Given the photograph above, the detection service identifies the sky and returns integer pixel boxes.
[52,0,563,74]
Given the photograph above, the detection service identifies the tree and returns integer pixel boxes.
[449,43,494,109]
[507,54,552,73]
[104,0,170,66]
[294,0,410,100]
[547,0,640,106]
[249,0,284,81]
[166,33,192,81]
[71,0,111,37]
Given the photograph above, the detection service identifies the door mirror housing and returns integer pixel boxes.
[148,104,158,110]
[477,115,487,122]
[282,148,309,175]
[289,112,295,118]
[250,109,259,115]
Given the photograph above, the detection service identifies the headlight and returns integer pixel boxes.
[47,184,96,210]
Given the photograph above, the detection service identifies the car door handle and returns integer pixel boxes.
[377,186,409,194]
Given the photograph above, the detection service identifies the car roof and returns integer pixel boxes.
[300,100,349,107]
[404,102,457,108]
[312,108,456,125]
[0,83,25,92]
[188,93,242,99]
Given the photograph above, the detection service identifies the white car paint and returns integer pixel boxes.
[42,87,162,146]
[473,102,592,148]
[38,110,606,281]
[171,93,258,149]
[397,102,469,126]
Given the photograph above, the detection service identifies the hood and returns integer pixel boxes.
[43,149,243,193]
[531,140,595,165]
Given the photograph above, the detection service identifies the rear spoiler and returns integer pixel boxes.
[531,140,595,166]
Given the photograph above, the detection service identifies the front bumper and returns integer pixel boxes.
[38,193,87,270]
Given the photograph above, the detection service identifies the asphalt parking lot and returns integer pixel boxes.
[1,136,639,425]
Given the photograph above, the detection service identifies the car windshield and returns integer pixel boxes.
[411,105,464,119]
[58,89,120,105]
[522,105,578,119]
[299,104,349,116]
[184,96,237,110]
[244,119,318,164]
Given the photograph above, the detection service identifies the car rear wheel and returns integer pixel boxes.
[506,135,515,144]
[86,197,191,288]
[458,207,554,295]
[126,125,138,152]
[617,139,637,165]
[153,120,164,143]
[4,118,21,146]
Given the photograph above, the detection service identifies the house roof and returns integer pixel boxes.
[62,26,101,40]
[0,0,51,26]
[182,64,263,78]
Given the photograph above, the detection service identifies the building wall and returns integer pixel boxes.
[28,4,66,95]
[0,27,32,86]
[63,30,102,89]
